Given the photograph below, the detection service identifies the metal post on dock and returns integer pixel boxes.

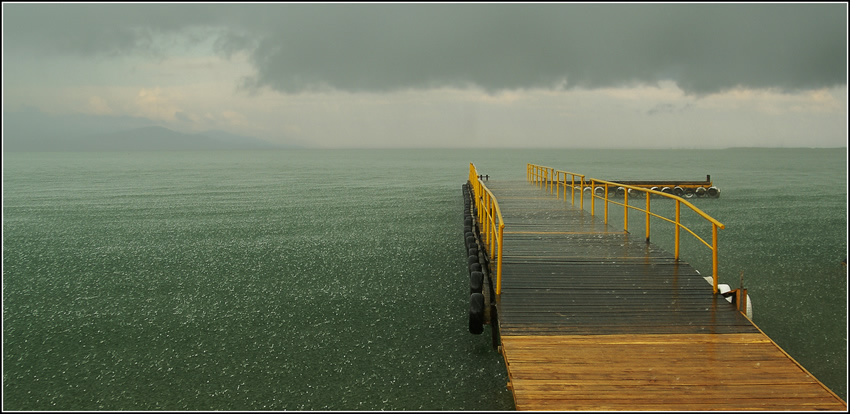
[590,180,595,216]
[580,176,584,209]
[624,187,629,233]
[674,201,681,261]
[604,184,609,225]
[645,193,651,243]
[712,224,719,294]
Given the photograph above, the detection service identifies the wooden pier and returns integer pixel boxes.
[471,176,846,411]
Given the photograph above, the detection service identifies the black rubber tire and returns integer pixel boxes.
[470,271,483,294]
[707,187,720,198]
[469,293,485,334]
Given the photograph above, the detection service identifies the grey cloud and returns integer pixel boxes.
[241,4,847,95]
[4,3,846,94]
[212,30,258,59]
[3,3,238,57]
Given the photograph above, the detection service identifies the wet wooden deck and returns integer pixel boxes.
[485,180,846,411]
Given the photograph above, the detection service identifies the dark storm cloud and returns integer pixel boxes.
[3,4,214,56]
[4,3,846,94]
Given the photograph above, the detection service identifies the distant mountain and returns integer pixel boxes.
[3,109,300,151]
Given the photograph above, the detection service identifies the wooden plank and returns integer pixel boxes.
[515,398,847,411]
[500,333,771,344]
[513,384,834,399]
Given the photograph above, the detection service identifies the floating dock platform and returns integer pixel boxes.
[462,164,846,411]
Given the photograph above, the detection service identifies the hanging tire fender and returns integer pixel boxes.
[469,293,485,334]
[707,186,721,198]
[470,271,483,294]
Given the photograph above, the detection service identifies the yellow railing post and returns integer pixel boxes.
[624,187,629,233]
[559,171,564,200]
[604,184,609,225]
[580,176,584,209]
[479,186,485,239]
[481,191,487,243]
[539,166,543,189]
[562,171,566,200]
[645,192,651,243]
[674,200,681,261]
[551,168,555,194]
[536,165,540,188]
[474,179,479,221]
[712,224,719,294]
[557,171,562,200]
[496,222,504,294]
[563,172,567,202]
[591,179,596,216]
[487,197,496,263]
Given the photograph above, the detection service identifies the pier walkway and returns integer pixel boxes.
[469,166,846,411]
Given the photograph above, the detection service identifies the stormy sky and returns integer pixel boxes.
[3,3,847,148]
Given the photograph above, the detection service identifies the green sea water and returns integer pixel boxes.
[3,148,847,410]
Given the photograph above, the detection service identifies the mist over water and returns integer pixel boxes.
[3,148,846,409]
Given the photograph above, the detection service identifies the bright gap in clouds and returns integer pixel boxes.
[186,82,846,149]
[6,72,847,149]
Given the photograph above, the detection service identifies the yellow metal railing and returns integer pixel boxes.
[469,163,505,295]
[528,164,587,209]
[528,164,726,294]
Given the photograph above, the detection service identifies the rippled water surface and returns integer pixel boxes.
[3,148,846,409]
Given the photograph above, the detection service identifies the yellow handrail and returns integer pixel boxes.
[469,163,505,295]
[528,163,726,294]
